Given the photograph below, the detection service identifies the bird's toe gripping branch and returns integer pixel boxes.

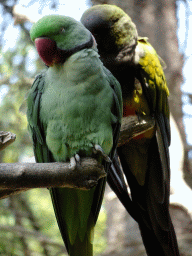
[92,144,112,163]
[69,154,81,170]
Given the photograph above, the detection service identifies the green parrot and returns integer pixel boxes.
[27,14,123,256]
[81,4,180,256]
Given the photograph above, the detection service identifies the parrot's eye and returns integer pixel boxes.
[60,27,65,33]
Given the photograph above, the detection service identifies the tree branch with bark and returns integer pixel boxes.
[0,115,155,199]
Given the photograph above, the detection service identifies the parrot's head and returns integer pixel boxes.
[81,4,138,57]
[30,15,96,66]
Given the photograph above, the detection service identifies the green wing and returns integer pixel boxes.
[103,66,123,156]
[27,71,54,163]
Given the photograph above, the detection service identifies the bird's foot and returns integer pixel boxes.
[92,144,111,163]
[69,154,81,170]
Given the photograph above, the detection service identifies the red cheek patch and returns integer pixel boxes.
[35,38,57,66]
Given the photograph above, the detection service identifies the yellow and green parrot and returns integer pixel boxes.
[27,14,123,256]
[81,4,180,256]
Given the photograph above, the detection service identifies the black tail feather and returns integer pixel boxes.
[116,134,180,256]
[107,153,139,222]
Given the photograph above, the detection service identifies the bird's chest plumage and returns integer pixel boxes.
[40,51,113,161]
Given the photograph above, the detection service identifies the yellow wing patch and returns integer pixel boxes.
[137,38,169,118]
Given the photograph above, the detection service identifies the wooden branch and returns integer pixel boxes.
[118,115,155,146]
[0,115,155,199]
[0,158,106,190]
[0,131,16,151]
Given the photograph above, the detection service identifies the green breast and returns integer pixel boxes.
[40,49,113,161]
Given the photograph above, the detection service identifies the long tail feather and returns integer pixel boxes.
[107,154,139,221]
[117,131,180,256]
[50,176,106,256]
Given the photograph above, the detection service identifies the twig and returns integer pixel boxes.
[0,131,16,151]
